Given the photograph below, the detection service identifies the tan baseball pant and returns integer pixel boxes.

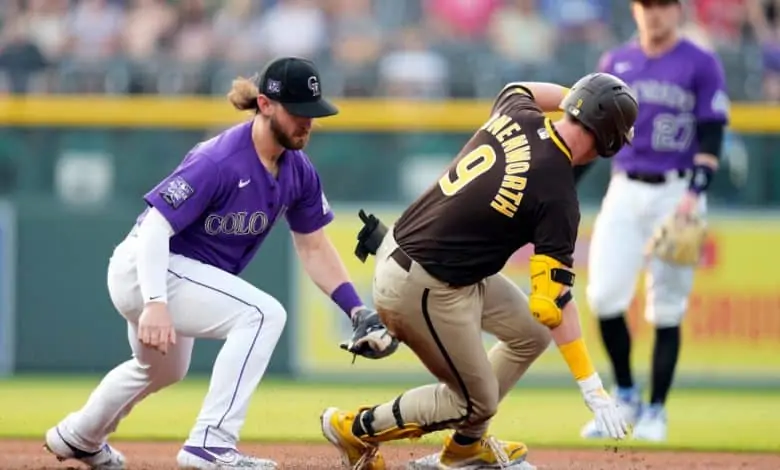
[356,232,551,442]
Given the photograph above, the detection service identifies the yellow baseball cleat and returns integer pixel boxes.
[440,435,528,468]
[408,434,534,469]
[320,407,386,470]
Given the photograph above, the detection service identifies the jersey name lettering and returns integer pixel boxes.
[482,113,531,218]
[631,79,695,112]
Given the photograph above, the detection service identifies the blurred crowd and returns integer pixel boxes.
[1,0,780,101]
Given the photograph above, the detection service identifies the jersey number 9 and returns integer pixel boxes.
[438,144,497,196]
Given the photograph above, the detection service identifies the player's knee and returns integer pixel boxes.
[505,324,551,360]
[644,272,691,328]
[526,323,552,358]
[471,397,498,425]
[263,296,288,329]
[645,304,685,328]
[586,285,630,320]
[160,360,191,386]
[238,294,287,334]
[468,378,499,423]
[133,356,191,389]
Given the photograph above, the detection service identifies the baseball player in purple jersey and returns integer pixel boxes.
[577,0,730,442]
[42,57,398,470]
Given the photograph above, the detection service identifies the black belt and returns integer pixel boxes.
[391,246,471,287]
[625,169,690,185]
[390,246,412,272]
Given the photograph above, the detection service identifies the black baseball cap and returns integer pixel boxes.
[256,57,338,118]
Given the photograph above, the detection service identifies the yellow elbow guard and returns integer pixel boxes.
[528,254,575,328]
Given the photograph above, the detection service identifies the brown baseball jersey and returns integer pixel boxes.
[393,84,581,286]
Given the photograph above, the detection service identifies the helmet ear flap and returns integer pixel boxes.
[596,92,638,157]
[596,133,618,158]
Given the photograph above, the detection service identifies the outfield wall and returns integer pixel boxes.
[0,201,14,376]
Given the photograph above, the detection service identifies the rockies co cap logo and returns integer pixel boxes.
[308,76,320,97]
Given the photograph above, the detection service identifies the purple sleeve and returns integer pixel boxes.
[286,156,334,234]
[143,155,223,234]
[694,53,730,123]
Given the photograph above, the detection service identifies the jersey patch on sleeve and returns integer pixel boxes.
[711,89,730,115]
[160,176,194,209]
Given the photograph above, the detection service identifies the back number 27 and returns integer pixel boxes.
[438,144,497,196]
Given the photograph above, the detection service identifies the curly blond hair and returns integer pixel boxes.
[227,76,260,111]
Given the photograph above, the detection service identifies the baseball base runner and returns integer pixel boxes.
[322,73,639,470]
[42,57,396,470]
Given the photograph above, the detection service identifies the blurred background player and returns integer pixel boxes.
[576,0,729,442]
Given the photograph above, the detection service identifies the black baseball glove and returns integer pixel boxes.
[354,209,388,263]
[340,307,399,362]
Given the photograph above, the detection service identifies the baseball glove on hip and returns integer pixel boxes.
[646,211,707,266]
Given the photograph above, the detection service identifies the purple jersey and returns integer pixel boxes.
[598,38,730,173]
[137,121,334,275]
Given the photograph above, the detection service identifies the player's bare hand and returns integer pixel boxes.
[676,191,698,215]
[578,374,628,440]
[138,302,177,355]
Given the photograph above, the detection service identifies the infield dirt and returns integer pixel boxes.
[1,440,779,469]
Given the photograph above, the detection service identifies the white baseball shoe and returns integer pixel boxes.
[177,446,278,469]
[580,386,643,439]
[632,405,668,442]
[44,425,126,469]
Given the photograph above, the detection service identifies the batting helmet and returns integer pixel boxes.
[560,73,638,158]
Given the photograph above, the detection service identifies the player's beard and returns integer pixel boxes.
[649,26,674,45]
[270,114,309,150]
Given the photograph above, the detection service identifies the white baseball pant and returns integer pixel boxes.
[56,234,287,450]
[586,171,707,327]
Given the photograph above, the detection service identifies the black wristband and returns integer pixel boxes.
[697,121,725,158]
[689,164,714,195]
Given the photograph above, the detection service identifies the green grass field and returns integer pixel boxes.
[1,376,778,453]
